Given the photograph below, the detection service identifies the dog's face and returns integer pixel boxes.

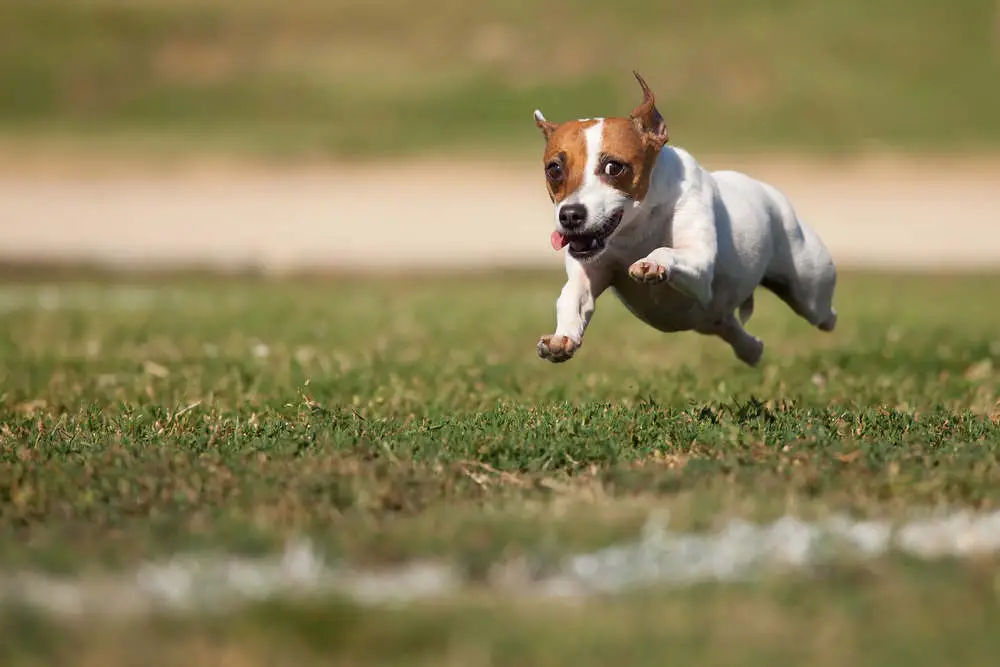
[535,71,669,261]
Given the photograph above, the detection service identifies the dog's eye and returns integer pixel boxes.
[545,161,564,182]
[603,160,627,178]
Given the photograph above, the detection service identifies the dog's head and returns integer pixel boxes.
[534,71,669,261]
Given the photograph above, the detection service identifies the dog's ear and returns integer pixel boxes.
[629,71,669,149]
[534,109,558,140]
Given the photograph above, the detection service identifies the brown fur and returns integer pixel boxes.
[539,119,598,203]
[629,71,669,148]
[535,71,670,204]
[597,117,660,201]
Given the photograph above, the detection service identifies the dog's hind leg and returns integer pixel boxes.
[761,235,838,333]
[697,314,764,367]
[761,268,837,332]
[760,197,838,332]
[737,293,754,324]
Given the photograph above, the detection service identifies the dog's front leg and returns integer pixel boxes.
[538,261,610,363]
[628,187,718,305]
[629,245,715,305]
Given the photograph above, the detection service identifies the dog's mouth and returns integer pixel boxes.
[550,209,624,259]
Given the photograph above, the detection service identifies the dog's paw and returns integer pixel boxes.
[537,334,578,363]
[736,336,765,367]
[628,259,669,283]
[818,310,837,333]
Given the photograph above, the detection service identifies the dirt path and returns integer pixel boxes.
[1,156,998,272]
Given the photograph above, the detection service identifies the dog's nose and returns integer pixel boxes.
[558,203,587,229]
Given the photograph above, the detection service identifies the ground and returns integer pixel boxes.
[1,266,1000,666]
[3,155,1000,271]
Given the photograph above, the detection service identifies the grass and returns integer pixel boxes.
[5,568,1000,667]
[1,269,1000,664]
[0,0,998,159]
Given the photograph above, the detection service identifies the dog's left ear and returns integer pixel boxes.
[534,109,558,140]
[629,71,669,149]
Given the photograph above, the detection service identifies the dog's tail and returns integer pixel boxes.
[738,293,754,325]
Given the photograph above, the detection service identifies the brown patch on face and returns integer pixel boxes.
[596,117,661,202]
[539,119,598,204]
[536,72,668,205]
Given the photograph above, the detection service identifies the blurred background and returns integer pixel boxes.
[0,0,998,272]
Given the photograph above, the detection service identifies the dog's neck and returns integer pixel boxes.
[612,145,686,245]
[641,145,686,212]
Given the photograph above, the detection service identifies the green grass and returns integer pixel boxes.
[1,269,1000,664]
[5,567,1000,667]
[1,0,998,159]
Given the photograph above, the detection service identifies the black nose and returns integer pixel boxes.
[558,203,587,229]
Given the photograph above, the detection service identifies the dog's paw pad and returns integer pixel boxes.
[628,259,668,283]
[537,335,578,363]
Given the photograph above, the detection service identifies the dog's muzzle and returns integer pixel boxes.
[550,209,625,259]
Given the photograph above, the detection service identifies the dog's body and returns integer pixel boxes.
[534,73,837,366]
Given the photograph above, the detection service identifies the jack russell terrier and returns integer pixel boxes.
[534,71,838,367]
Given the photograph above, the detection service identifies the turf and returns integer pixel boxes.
[1,0,998,158]
[1,270,1000,664]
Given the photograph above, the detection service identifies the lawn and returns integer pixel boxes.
[1,269,999,665]
[1,0,998,158]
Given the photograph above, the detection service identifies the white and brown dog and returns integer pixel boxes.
[534,71,838,367]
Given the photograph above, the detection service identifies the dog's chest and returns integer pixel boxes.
[609,272,706,332]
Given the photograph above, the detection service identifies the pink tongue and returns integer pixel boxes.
[550,231,568,251]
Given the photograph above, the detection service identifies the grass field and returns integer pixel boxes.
[1,270,1000,664]
[3,0,998,662]
[2,0,998,158]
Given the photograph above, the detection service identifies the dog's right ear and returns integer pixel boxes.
[534,109,558,140]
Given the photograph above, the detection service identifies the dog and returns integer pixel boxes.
[533,71,838,367]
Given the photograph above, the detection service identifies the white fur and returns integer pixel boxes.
[555,120,633,231]
[539,126,838,366]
